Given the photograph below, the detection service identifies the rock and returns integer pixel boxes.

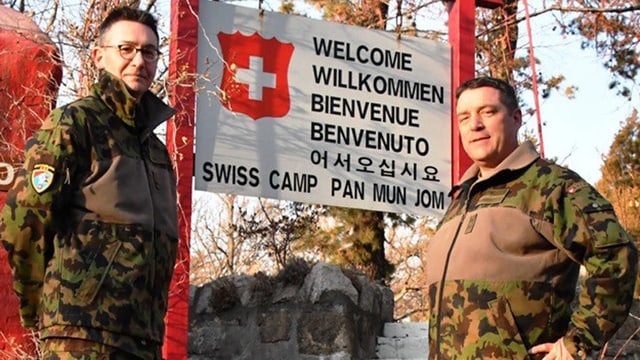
[301,263,358,305]
[189,261,393,359]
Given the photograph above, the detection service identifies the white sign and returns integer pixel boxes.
[195,1,451,217]
[0,161,15,188]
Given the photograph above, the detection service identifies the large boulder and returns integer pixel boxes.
[189,261,394,359]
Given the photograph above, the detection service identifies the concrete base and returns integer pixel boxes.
[375,322,428,359]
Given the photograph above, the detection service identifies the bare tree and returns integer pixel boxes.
[190,193,322,284]
[190,194,270,284]
[386,216,436,321]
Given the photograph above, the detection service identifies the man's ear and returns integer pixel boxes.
[513,108,523,128]
[92,47,105,70]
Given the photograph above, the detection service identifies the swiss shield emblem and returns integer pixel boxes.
[217,31,294,120]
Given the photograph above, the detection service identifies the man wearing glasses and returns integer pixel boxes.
[1,6,178,359]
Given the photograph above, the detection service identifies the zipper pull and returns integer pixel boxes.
[63,159,71,185]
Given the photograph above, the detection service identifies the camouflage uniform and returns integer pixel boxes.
[426,141,638,359]
[0,71,178,359]
[41,338,147,359]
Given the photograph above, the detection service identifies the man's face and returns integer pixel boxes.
[456,86,522,172]
[92,20,158,100]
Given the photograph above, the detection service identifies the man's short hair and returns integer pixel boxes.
[97,6,159,45]
[456,77,519,112]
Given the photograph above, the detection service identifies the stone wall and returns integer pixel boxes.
[189,260,640,359]
[189,261,393,359]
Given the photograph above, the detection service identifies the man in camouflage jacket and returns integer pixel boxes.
[426,77,637,359]
[0,7,178,359]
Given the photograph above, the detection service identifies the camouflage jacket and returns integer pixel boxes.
[426,141,637,359]
[0,71,178,357]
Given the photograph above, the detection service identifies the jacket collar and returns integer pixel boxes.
[451,141,540,194]
[92,70,176,139]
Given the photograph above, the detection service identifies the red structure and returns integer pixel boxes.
[164,0,199,359]
[448,0,503,183]
[0,5,62,355]
[160,1,505,358]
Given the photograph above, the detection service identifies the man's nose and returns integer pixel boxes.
[469,113,484,129]
[130,50,146,66]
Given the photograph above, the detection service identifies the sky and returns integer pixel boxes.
[518,6,638,186]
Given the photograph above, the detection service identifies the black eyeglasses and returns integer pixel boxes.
[102,44,160,62]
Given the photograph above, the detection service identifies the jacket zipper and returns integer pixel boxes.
[140,137,158,331]
[434,184,473,358]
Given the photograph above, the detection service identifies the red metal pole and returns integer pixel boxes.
[522,0,545,158]
[447,0,503,184]
[447,0,475,184]
[164,0,198,358]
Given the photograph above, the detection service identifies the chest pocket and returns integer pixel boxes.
[147,135,172,169]
[145,134,178,239]
[76,114,142,189]
[474,189,510,208]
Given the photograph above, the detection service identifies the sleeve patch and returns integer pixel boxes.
[30,164,56,194]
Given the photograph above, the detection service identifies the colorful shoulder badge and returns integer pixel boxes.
[31,164,55,194]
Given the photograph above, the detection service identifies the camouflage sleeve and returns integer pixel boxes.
[0,107,76,328]
[550,180,638,357]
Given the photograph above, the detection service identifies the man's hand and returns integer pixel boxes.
[529,338,574,360]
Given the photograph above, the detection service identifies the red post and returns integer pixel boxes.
[447,0,503,183]
[163,0,198,359]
